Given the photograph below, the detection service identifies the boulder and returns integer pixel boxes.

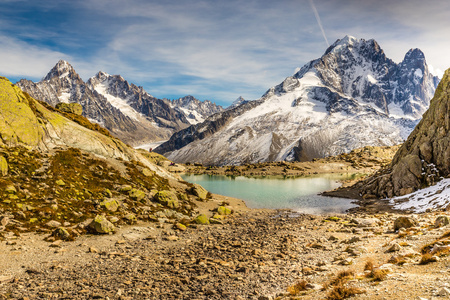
[394,216,418,231]
[191,184,208,200]
[5,184,16,194]
[129,188,145,201]
[194,214,210,225]
[88,215,115,234]
[55,102,83,115]
[100,199,119,212]
[217,206,232,216]
[154,190,179,209]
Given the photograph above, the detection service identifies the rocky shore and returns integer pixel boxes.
[181,145,400,179]
[2,207,450,299]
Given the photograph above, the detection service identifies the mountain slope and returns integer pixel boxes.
[156,36,439,165]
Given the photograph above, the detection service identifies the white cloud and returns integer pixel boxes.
[0,35,69,80]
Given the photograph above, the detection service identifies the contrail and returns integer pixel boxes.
[308,0,329,47]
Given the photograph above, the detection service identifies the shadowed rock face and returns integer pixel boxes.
[357,68,450,199]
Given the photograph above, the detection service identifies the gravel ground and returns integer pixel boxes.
[1,209,450,300]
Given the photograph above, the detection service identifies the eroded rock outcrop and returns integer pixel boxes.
[356,68,450,198]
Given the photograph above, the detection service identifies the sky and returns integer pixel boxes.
[1,0,449,107]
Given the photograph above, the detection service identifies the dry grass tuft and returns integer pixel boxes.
[368,269,389,281]
[419,253,437,265]
[287,280,308,295]
[326,285,365,300]
[364,260,374,271]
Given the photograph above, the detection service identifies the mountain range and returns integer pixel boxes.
[155,36,440,165]
[17,61,223,146]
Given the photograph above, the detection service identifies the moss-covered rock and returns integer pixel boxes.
[120,185,132,193]
[56,179,66,186]
[129,188,146,201]
[191,184,208,200]
[0,77,43,147]
[5,184,16,194]
[100,199,119,212]
[217,206,232,216]
[89,215,116,234]
[56,102,83,115]
[0,156,8,176]
[175,223,187,231]
[194,214,210,225]
[154,190,179,209]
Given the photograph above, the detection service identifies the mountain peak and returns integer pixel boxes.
[43,60,77,81]
[403,48,425,62]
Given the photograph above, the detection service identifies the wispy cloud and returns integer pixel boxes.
[1,0,449,105]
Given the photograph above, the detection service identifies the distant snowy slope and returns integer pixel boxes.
[156,36,439,165]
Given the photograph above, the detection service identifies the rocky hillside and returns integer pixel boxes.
[0,76,226,241]
[348,68,450,201]
[156,36,439,165]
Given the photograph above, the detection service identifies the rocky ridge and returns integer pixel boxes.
[351,68,450,200]
[169,95,224,125]
[156,36,439,165]
[17,61,222,146]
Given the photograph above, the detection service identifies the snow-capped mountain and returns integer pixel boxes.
[155,36,440,165]
[169,95,224,125]
[17,60,219,146]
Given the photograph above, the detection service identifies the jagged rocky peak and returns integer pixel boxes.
[356,68,450,199]
[228,96,249,109]
[43,59,79,81]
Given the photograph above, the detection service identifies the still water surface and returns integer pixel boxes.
[181,174,358,214]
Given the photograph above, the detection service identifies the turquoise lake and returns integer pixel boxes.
[181,174,358,214]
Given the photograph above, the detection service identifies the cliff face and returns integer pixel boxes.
[358,68,450,199]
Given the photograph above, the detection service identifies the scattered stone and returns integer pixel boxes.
[5,184,16,194]
[0,156,8,176]
[100,199,119,212]
[129,189,146,202]
[191,184,208,200]
[437,287,450,297]
[394,216,418,231]
[52,227,71,241]
[194,214,210,225]
[387,243,402,253]
[120,185,132,193]
[435,215,450,227]
[88,215,116,234]
[55,179,65,187]
[175,223,187,231]
[217,206,232,216]
[154,190,179,209]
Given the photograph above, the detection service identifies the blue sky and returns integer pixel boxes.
[1,0,449,106]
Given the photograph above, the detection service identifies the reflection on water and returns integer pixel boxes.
[181,174,358,214]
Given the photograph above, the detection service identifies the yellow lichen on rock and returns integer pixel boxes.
[0,77,43,147]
